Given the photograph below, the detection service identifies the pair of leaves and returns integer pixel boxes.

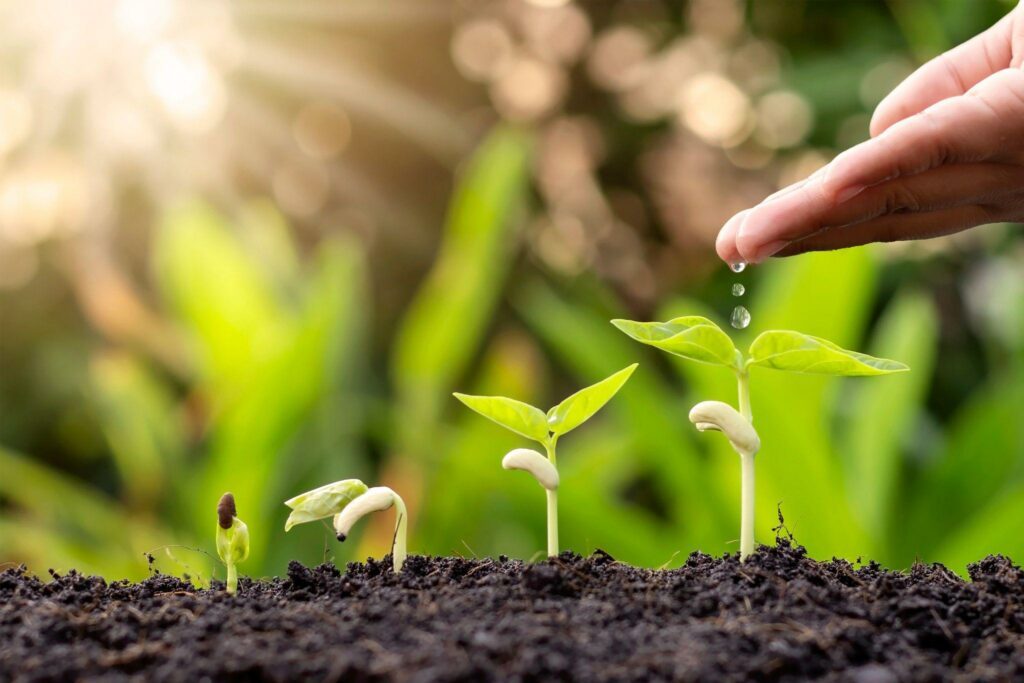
[612,317,908,376]
[283,479,368,531]
[216,517,250,566]
[454,363,637,445]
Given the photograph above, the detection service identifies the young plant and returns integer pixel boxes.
[612,316,907,560]
[216,492,249,595]
[284,479,409,572]
[454,363,637,557]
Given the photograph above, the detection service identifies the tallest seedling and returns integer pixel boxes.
[613,316,907,560]
[455,364,637,556]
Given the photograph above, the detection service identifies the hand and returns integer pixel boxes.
[716,2,1024,265]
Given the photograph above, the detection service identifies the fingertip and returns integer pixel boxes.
[869,100,901,138]
[734,210,763,264]
[715,210,746,264]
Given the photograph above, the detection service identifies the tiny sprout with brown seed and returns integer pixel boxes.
[215,492,249,595]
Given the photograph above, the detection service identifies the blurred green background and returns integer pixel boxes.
[1,0,1022,582]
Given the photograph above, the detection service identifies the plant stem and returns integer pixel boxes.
[737,368,754,560]
[740,453,755,560]
[545,440,559,557]
[737,369,752,423]
[392,493,408,573]
[226,563,238,595]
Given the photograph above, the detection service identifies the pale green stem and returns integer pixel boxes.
[737,369,752,423]
[392,494,408,573]
[737,368,754,560]
[740,453,755,560]
[226,563,238,595]
[545,439,559,557]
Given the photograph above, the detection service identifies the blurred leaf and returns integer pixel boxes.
[612,317,739,368]
[452,394,549,443]
[934,487,1024,574]
[0,445,162,577]
[901,367,1024,561]
[841,290,938,553]
[886,0,949,61]
[547,364,637,438]
[392,126,532,444]
[154,202,285,392]
[747,330,909,375]
[89,352,185,508]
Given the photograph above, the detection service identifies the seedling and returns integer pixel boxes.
[215,492,249,595]
[454,363,637,557]
[284,479,408,572]
[613,317,907,560]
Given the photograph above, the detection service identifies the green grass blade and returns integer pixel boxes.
[840,290,937,556]
[391,126,532,447]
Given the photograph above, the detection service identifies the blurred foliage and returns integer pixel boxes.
[1,0,1023,580]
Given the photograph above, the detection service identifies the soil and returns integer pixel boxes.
[2,539,1023,682]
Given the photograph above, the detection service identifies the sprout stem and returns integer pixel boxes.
[740,453,755,560]
[392,493,408,572]
[737,369,752,423]
[226,563,238,595]
[736,369,754,560]
[545,440,559,556]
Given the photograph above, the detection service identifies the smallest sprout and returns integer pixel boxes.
[215,492,250,595]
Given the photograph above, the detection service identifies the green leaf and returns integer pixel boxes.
[547,363,638,437]
[452,393,549,443]
[284,479,369,531]
[611,317,739,368]
[216,517,250,565]
[747,330,909,375]
[391,127,532,445]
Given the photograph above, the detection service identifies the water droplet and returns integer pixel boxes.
[730,261,746,273]
[730,305,751,329]
[732,283,745,297]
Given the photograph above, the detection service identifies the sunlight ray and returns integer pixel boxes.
[236,0,451,26]
[241,40,469,163]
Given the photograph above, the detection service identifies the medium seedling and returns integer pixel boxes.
[612,316,907,560]
[216,492,250,594]
[284,479,409,572]
[454,363,637,557]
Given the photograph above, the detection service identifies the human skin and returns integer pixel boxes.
[716,1,1024,265]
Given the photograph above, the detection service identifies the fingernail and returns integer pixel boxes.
[835,185,865,203]
[754,239,789,262]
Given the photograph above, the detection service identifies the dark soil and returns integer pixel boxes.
[2,540,1023,682]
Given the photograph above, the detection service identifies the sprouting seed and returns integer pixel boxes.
[285,480,408,572]
[454,364,637,557]
[612,316,907,560]
[215,492,249,595]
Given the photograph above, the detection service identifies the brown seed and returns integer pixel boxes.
[217,492,236,529]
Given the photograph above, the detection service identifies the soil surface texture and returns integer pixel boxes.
[2,540,1023,682]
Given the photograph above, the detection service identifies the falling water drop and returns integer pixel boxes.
[730,305,751,330]
[730,261,746,273]
[731,283,745,297]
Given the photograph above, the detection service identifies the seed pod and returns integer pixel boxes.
[688,401,760,458]
[218,492,236,530]
[501,448,559,490]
